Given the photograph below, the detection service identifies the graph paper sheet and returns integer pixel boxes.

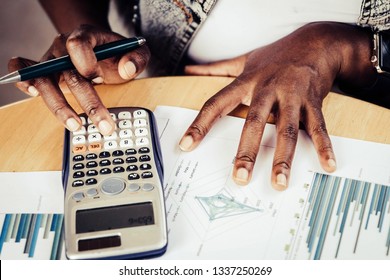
[1,106,389,260]
[155,106,390,260]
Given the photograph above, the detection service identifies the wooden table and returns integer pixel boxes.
[1,76,390,172]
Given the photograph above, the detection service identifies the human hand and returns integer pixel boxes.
[181,22,377,190]
[8,25,150,135]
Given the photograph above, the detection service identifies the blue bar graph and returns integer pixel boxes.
[0,213,64,260]
[302,173,390,259]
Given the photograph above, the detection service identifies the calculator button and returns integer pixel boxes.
[133,109,147,118]
[133,119,147,127]
[135,137,149,146]
[72,180,84,187]
[140,163,151,170]
[120,139,133,148]
[135,128,148,137]
[73,163,85,170]
[110,113,117,121]
[80,117,87,125]
[72,135,86,145]
[142,183,155,192]
[138,147,150,154]
[119,129,133,138]
[87,124,99,133]
[103,131,118,140]
[126,165,138,172]
[104,140,118,150]
[72,192,84,201]
[126,156,137,163]
[73,126,86,135]
[128,173,140,180]
[118,111,131,119]
[113,158,124,165]
[119,120,132,129]
[125,148,136,155]
[99,159,111,166]
[113,150,124,157]
[101,178,125,195]
[139,155,151,162]
[100,168,112,175]
[88,133,102,142]
[113,166,125,173]
[128,183,140,192]
[86,170,98,177]
[141,171,153,179]
[99,151,111,158]
[86,178,98,185]
[86,188,98,197]
[86,153,98,160]
[88,143,102,152]
[73,145,87,154]
[73,155,84,161]
[73,171,85,178]
[86,161,98,168]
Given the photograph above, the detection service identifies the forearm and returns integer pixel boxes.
[39,0,110,34]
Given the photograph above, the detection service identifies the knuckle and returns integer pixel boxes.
[309,122,328,137]
[317,143,333,154]
[245,111,266,128]
[65,70,86,88]
[84,103,101,118]
[280,123,298,141]
[66,34,85,51]
[133,46,151,67]
[235,151,257,164]
[47,99,69,118]
[273,159,291,171]
[202,96,220,114]
[188,123,209,137]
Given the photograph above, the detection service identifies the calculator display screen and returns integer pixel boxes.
[76,202,155,234]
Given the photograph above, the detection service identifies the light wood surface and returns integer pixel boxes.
[1,76,390,172]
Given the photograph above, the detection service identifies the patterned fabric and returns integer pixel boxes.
[358,0,390,31]
[116,0,389,74]
[138,0,218,75]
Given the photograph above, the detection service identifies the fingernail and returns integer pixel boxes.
[119,61,137,79]
[27,86,39,97]
[179,135,194,151]
[234,168,249,185]
[66,118,80,131]
[92,77,104,84]
[276,173,287,189]
[98,120,113,135]
[328,159,337,169]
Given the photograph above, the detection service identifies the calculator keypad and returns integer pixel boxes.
[67,108,157,202]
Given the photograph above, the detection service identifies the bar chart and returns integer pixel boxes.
[0,213,64,260]
[289,172,390,259]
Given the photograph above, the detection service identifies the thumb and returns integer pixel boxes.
[184,54,247,77]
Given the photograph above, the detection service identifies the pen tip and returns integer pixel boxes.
[0,71,21,85]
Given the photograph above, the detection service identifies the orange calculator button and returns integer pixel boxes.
[73,145,87,154]
[88,143,102,152]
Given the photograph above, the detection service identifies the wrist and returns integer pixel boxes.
[332,24,378,89]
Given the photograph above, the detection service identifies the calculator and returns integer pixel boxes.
[61,107,167,260]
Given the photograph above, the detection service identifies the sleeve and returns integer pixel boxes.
[358,0,390,31]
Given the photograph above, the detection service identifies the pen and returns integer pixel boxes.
[0,36,146,84]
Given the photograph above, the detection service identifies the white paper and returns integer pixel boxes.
[155,106,390,260]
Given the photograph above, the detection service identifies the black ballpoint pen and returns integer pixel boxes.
[0,36,146,84]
